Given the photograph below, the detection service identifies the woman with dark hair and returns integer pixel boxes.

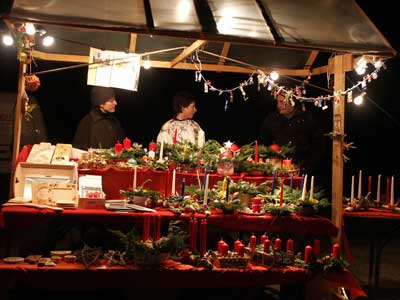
[157,91,205,147]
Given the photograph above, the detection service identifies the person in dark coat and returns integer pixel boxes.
[72,86,125,150]
[259,93,325,175]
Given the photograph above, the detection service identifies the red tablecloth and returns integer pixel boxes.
[0,261,366,299]
[0,206,338,236]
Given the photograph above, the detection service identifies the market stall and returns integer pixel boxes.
[0,1,397,299]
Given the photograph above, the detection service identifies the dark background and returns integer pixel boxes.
[0,1,399,199]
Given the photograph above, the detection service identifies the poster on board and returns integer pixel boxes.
[87,47,141,91]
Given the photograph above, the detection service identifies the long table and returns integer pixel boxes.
[0,260,366,300]
[344,208,400,298]
[0,206,338,236]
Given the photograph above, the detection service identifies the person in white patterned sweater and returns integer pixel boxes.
[157,91,205,148]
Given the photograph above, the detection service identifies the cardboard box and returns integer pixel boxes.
[13,162,78,203]
[78,198,106,209]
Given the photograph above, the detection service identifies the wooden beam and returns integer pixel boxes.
[128,33,137,53]
[311,65,328,76]
[304,50,319,69]
[31,50,311,76]
[10,62,26,198]
[218,42,231,65]
[170,40,206,68]
[32,50,89,63]
[331,54,348,244]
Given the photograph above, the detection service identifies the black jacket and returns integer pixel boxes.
[72,108,125,150]
[259,107,325,175]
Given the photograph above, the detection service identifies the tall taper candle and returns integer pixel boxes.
[309,175,314,200]
[180,177,186,197]
[350,175,355,205]
[133,166,137,190]
[203,174,209,205]
[301,174,308,201]
[158,141,164,161]
[357,170,362,199]
[368,176,372,195]
[386,177,390,205]
[390,176,395,206]
[377,174,381,203]
[171,169,176,196]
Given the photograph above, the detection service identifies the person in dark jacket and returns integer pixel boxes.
[259,93,325,175]
[72,86,125,150]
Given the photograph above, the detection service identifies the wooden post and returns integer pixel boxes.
[330,54,352,242]
[9,61,27,198]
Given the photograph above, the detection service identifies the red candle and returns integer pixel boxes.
[190,218,198,252]
[279,181,284,207]
[254,140,259,163]
[234,239,241,253]
[123,137,131,149]
[263,239,271,253]
[237,243,245,257]
[221,242,229,256]
[261,234,268,245]
[313,239,320,257]
[274,238,282,251]
[115,141,123,155]
[282,159,292,168]
[173,128,178,145]
[152,215,157,241]
[199,219,207,257]
[304,245,313,263]
[332,243,340,259]
[218,239,225,254]
[250,234,257,252]
[286,238,294,253]
[386,177,390,205]
[368,176,372,195]
[148,141,157,152]
[142,215,150,242]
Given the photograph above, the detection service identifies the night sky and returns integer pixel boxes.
[0,1,399,198]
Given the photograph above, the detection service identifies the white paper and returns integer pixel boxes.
[88,47,141,91]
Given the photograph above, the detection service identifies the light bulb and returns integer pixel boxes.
[143,58,151,69]
[2,34,13,46]
[270,71,279,81]
[42,36,54,47]
[354,93,365,105]
[25,23,36,35]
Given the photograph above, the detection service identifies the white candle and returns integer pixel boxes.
[133,166,137,190]
[203,174,210,205]
[171,169,176,196]
[301,174,308,201]
[358,170,362,199]
[350,175,355,205]
[159,141,164,161]
[309,176,314,200]
[377,174,381,203]
[390,176,395,206]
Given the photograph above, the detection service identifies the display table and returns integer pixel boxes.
[0,260,366,300]
[344,208,400,297]
[0,206,338,236]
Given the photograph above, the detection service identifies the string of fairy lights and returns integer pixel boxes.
[191,49,387,110]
